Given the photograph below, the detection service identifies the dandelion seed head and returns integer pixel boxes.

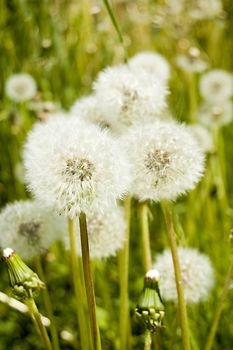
[200,69,233,103]
[153,247,215,304]
[66,206,126,259]
[121,120,205,201]
[189,124,214,153]
[198,101,233,127]
[0,201,65,260]
[5,73,37,102]
[70,95,113,130]
[23,115,130,218]
[189,0,222,20]
[94,65,168,133]
[176,48,208,73]
[129,51,170,83]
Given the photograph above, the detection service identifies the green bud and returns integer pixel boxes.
[135,269,165,333]
[1,248,45,300]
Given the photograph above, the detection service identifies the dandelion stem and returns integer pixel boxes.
[35,257,61,350]
[187,72,197,123]
[68,218,92,350]
[138,202,152,272]
[102,0,128,63]
[79,212,102,350]
[204,258,233,350]
[161,200,191,350]
[26,296,53,350]
[144,330,152,350]
[119,195,132,350]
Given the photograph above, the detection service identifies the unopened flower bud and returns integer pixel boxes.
[1,248,45,300]
[135,269,165,333]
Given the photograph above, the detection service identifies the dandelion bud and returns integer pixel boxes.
[1,248,45,300]
[135,269,165,333]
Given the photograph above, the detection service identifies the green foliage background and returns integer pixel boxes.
[0,1,233,349]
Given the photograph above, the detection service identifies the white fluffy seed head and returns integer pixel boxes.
[23,114,131,218]
[200,70,233,103]
[5,73,37,102]
[65,206,126,259]
[0,200,65,260]
[128,51,170,83]
[70,94,114,130]
[176,54,208,73]
[153,247,215,304]
[121,120,205,201]
[198,101,233,127]
[189,0,222,20]
[93,64,168,133]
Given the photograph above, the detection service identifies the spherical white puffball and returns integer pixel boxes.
[153,247,215,304]
[0,200,65,260]
[5,73,37,102]
[23,114,131,218]
[121,120,205,201]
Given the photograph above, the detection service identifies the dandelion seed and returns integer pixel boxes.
[200,70,233,103]
[121,120,204,201]
[0,201,64,260]
[93,65,168,133]
[23,115,130,218]
[5,73,37,102]
[153,247,215,303]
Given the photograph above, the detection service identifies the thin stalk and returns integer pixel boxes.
[213,127,228,211]
[102,0,128,62]
[79,212,102,350]
[35,257,60,350]
[152,331,162,350]
[119,195,132,350]
[68,218,91,350]
[161,200,191,350]
[204,259,233,350]
[26,296,53,350]
[144,330,152,350]
[187,72,197,123]
[138,202,152,272]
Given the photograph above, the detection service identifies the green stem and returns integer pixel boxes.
[138,202,152,272]
[204,258,233,350]
[152,332,162,350]
[144,330,152,350]
[213,127,228,211]
[79,212,102,350]
[68,218,91,350]
[187,72,197,123]
[161,200,191,350]
[26,297,53,350]
[35,257,60,350]
[102,0,128,63]
[119,195,132,350]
